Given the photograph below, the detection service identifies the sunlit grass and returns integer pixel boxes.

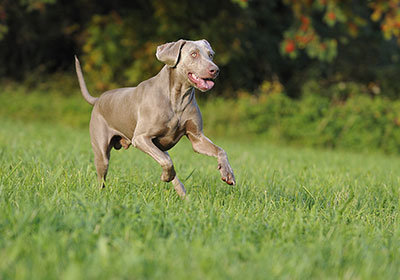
[0,118,400,279]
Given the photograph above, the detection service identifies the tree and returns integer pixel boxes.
[0,0,399,98]
[280,0,400,62]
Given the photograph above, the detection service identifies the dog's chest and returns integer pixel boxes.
[153,115,186,151]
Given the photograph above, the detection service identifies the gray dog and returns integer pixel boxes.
[75,39,235,197]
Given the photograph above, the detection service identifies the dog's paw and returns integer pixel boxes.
[172,177,186,198]
[218,161,236,185]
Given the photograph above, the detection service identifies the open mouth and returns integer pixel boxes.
[188,73,215,91]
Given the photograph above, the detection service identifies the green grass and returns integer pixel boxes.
[1,117,400,280]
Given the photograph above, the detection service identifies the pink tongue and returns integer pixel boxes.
[206,80,214,88]
[198,78,214,90]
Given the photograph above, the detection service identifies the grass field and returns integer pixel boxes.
[1,115,400,279]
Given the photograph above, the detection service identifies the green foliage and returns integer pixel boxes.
[2,83,400,154]
[200,82,400,154]
[0,24,7,40]
[0,0,399,97]
[80,0,257,92]
[1,83,400,154]
[1,117,400,279]
[0,83,92,128]
[281,0,400,61]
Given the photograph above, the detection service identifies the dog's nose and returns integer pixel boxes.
[209,66,220,77]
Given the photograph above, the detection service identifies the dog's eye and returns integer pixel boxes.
[209,53,214,59]
[191,52,197,58]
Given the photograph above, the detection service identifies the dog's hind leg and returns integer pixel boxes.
[90,117,112,188]
[92,143,111,188]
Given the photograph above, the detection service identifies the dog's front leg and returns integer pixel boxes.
[171,177,186,198]
[187,133,236,185]
[133,135,186,197]
[134,135,176,181]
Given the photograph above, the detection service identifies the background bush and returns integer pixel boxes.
[1,0,400,154]
[1,0,400,98]
[2,82,400,154]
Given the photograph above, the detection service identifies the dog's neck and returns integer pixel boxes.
[165,66,195,113]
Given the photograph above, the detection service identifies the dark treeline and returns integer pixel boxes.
[1,0,400,98]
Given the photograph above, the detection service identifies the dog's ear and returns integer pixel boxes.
[201,39,214,52]
[156,39,186,67]
[201,39,211,48]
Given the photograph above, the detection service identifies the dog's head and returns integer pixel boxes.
[156,39,219,92]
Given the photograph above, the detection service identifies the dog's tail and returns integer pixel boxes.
[74,55,98,106]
